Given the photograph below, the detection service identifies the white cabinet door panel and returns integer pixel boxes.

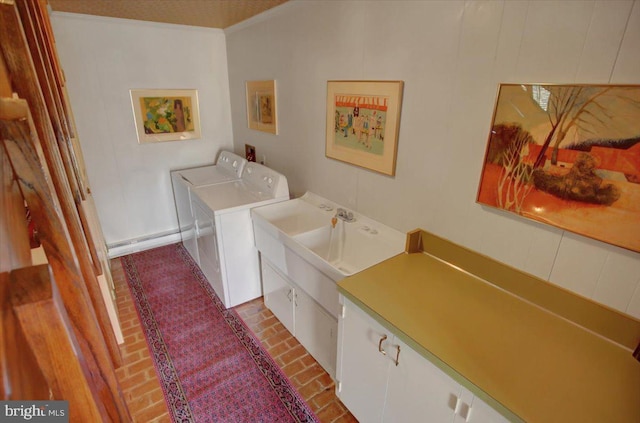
[457,387,510,423]
[337,300,391,423]
[384,337,460,423]
[296,289,338,378]
[262,260,295,334]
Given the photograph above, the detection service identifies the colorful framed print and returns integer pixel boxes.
[130,89,201,143]
[326,80,403,176]
[477,83,640,252]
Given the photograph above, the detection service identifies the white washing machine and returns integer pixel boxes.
[170,151,247,264]
[190,162,289,308]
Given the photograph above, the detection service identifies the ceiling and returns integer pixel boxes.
[48,0,289,29]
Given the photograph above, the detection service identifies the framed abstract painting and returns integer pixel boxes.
[477,83,640,252]
[130,89,201,143]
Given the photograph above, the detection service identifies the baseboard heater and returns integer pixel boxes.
[107,230,181,258]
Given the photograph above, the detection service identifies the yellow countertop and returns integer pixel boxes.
[338,231,640,423]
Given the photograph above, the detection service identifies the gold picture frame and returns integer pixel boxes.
[130,89,201,143]
[326,80,403,176]
[246,80,277,134]
[477,83,640,252]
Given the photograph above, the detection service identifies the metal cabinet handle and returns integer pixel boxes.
[286,289,292,302]
[394,345,401,366]
[378,334,387,355]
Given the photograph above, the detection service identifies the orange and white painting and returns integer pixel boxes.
[477,84,640,252]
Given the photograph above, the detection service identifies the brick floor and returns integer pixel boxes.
[111,258,357,423]
[235,299,357,423]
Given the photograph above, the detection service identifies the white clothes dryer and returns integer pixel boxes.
[171,150,247,264]
[190,161,289,308]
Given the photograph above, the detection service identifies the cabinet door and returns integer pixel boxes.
[384,337,460,423]
[295,289,338,378]
[262,260,295,334]
[337,299,391,423]
[454,387,510,423]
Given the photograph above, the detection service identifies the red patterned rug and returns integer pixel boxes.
[121,244,318,422]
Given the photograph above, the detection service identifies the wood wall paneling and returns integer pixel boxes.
[0,0,122,368]
[0,101,129,421]
[1,271,50,401]
[10,264,103,421]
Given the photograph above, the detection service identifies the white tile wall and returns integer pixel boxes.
[226,0,640,319]
[52,14,234,245]
[52,1,640,320]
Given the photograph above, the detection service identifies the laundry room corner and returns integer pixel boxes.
[50,12,235,256]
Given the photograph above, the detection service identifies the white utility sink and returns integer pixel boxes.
[250,191,406,379]
[250,193,335,236]
[251,192,405,281]
[293,221,405,277]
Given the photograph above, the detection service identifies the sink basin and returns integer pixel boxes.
[252,192,405,281]
[293,221,405,277]
[251,192,337,236]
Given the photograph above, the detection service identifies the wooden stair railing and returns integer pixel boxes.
[1,97,130,421]
[5,265,104,421]
[0,0,122,366]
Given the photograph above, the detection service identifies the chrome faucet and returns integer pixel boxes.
[335,208,356,223]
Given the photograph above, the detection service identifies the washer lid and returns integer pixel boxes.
[192,181,269,213]
[176,165,240,187]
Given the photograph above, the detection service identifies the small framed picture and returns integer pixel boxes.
[246,80,277,134]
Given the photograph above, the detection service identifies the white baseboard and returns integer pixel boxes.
[107,232,181,258]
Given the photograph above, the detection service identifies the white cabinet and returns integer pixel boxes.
[337,297,509,423]
[262,260,295,334]
[262,259,338,376]
[295,288,338,378]
[336,297,391,422]
[454,389,510,423]
[384,336,461,423]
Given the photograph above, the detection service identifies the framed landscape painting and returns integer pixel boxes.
[477,83,640,252]
[130,89,201,143]
[326,80,404,176]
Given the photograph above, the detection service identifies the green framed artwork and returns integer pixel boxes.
[130,89,201,143]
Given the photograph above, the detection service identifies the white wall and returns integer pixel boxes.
[226,0,640,319]
[51,13,233,250]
